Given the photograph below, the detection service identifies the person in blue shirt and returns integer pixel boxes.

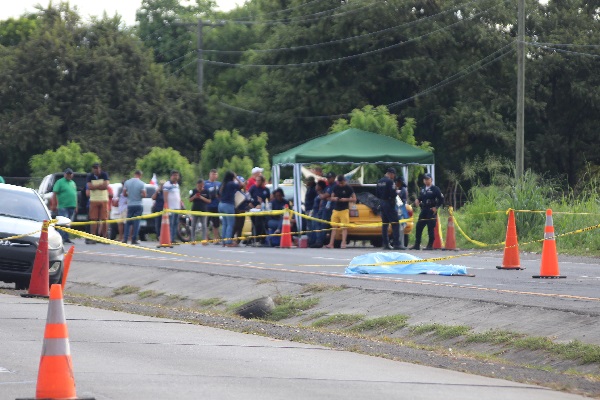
[218,171,243,246]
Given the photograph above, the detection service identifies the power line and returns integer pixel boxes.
[202,0,491,55]
[527,42,600,48]
[215,42,515,119]
[387,42,515,108]
[202,4,502,68]
[527,42,600,58]
[243,0,333,18]
[170,58,198,76]
[219,0,382,26]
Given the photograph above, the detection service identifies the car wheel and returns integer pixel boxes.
[234,297,275,319]
[139,231,148,242]
[370,237,383,248]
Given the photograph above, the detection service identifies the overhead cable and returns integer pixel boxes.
[527,42,600,58]
[216,42,515,119]
[203,0,490,55]
[387,42,515,108]
[202,4,502,68]
[223,0,382,25]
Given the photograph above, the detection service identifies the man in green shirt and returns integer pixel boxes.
[0,176,5,183]
[52,168,77,243]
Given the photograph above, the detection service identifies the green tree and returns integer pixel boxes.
[199,129,270,180]
[136,147,195,189]
[328,105,431,183]
[0,3,208,176]
[29,141,100,178]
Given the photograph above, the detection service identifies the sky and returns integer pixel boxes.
[0,0,242,25]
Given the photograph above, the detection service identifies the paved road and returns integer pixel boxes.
[0,294,588,400]
[72,238,600,313]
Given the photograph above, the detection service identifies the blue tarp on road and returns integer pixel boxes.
[345,252,468,276]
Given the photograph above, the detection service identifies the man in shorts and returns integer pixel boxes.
[325,175,356,249]
[86,163,110,244]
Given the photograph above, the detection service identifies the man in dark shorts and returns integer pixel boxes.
[325,175,356,249]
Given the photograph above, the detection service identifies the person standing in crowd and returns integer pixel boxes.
[410,173,444,250]
[246,167,263,191]
[151,180,166,241]
[322,172,336,243]
[308,180,327,248]
[304,176,317,233]
[189,179,211,245]
[233,177,251,245]
[86,163,110,244]
[113,180,128,242]
[122,170,146,245]
[248,175,270,246]
[395,176,410,247]
[325,175,356,249]
[51,168,77,244]
[266,188,292,243]
[218,171,243,247]
[204,169,221,243]
[163,170,184,244]
[376,168,405,250]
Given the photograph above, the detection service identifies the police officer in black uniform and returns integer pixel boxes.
[376,167,406,250]
[410,173,444,250]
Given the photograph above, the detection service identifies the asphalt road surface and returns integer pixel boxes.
[0,293,589,400]
[73,239,600,314]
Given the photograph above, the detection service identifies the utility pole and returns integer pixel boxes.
[174,19,224,97]
[516,0,525,180]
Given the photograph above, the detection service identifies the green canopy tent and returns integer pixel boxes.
[271,128,435,227]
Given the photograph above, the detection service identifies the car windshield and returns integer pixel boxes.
[0,187,49,222]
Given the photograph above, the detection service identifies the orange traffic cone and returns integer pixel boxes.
[17,284,95,400]
[432,216,444,250]
[496,209,523,270]
[280,205,292,248]
[61,246,75,290]
[444,215,457,250]
[21,221,50,298]
[157,198,172,248]
[533,209,566,279]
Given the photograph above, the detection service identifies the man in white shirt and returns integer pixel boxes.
[163,170,183,243]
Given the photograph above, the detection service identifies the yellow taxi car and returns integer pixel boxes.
[333,184,414,248]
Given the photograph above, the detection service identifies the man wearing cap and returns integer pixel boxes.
[122,170,147,245]
[246,167,263,191]
[376,168,405,250]
[86,163,110,243]
[325,175,356,249]
[410,173,444,250]
[52,168,78,243]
